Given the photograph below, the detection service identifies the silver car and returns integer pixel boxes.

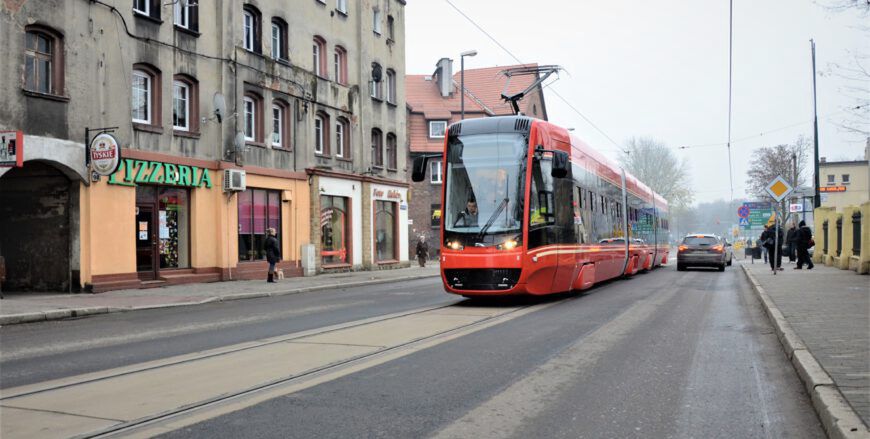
[677,234,729,272]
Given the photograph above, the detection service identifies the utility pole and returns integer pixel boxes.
[811,39,821,209]
[727,0,735,206]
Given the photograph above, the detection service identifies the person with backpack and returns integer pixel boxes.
[795,220,815,270]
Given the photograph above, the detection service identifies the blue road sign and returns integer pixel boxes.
[738,217,750,227]
[737,205,750,218]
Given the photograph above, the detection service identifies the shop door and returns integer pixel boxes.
[136,205,158,280]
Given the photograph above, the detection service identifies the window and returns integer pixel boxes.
[370,63,383,99]
[373,8,382,34]
[385,69,396,103]
[172,81,190,130]
[387,15,395,41]
[842,174,850,185]
[430,159,442,184]
[431,203,442,227]
[334,46,347,84]
[336,0,348,14]
[136,186,191,270]
[315,112,330,155]
[429,121,447,138]
[24,27,63,96]
[133,0,159,18]
[174,1,198,31]
[321,196,349,265]
[371,128,383,167]
[271,102,285,148]
[243,92,263,143]
[132,65,161,126]
[242,5,261,53]
[386,133,397,169]
[827,174,835,185]
[336,117,350,158]
[375,200,397,261]
[271,19,288,60]
[238,189,282,262]
[313,36,326,77]
[243,97,256,141]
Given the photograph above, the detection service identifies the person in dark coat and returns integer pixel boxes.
[415,235,429,268]
[795,220,815,270]
[264,227,281,283]
[760,223,784,272]
[785,222,798,263]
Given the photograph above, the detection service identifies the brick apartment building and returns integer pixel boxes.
[405,59,548,257]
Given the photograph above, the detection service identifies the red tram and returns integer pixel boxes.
[411,116,669,296]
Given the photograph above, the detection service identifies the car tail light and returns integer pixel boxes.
[711,244,724,253]
[678,245,688,252]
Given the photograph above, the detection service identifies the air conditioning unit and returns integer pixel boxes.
[223,169,246,192]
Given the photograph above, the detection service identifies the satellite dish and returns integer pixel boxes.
[213,93,226,123]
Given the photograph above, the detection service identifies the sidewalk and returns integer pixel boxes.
[0,263,440,326]
[741,261,869,438]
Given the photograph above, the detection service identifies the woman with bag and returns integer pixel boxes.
[760,224,783,272]
[795,220,815,270]
[264,228,281,283]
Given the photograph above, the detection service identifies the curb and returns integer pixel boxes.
[0,273,440,327]
[740,264,869,439]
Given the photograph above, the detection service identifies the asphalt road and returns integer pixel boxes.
[1,265,824,438]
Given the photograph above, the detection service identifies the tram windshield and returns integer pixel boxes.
[443,132,528,245]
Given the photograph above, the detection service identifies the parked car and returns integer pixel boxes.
[677,234,729,272]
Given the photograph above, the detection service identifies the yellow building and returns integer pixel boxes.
[819,147,870,211]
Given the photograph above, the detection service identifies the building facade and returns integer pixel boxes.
[818,143,870,212]
[0,0,407,292]
[405,60,547,256]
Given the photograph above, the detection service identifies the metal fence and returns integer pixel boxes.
[853,211,862,257]
[836,217,843,257]
[823,220,829,255]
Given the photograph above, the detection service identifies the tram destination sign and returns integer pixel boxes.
[108,158,213,188]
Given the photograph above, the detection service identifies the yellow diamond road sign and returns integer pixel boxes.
[765,175,794,202]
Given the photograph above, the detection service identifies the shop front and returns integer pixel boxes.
[370,184,409,267]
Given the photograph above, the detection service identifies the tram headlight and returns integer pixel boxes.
[501,239,518,250]
[448,240,464,251]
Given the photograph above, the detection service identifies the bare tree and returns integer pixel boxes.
[619,137,694,209]
[745,136,812,199]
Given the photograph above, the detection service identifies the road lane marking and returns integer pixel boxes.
[432,286,680,439]
[0,300,558,439]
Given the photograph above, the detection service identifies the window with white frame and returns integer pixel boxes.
[336,118,348,158]
[172,81,190,131]
[244,97,256,141]
[370,63,383,99]
[134,0,150,16]
[174,1,189,28]
[842,174,850,185]
[271,22,281,59]
[429,121,447,138]
[132,70,151,124]
[313,36,326,76]
[827,174,835,185]
[334,46,347,84]
[315,114,325,154]
[386,69,396,103]
[336,0,348,13]
[373,8,382,34]
[243,9,256,52]
[430,160,442,184]
[272,104,284,147]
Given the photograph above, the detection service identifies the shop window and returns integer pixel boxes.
[172,75,198,133]
[336,117,350,158]
[431,203,441,227]
[24,26,64,96]
[238,188,282,261]
[385,69,396,104]
[321,195,349,265]
[271,18,288,61]
[334,45,347,84]
[243,5,262,53]
[371,128,383,168]
[174,0,199,32]
[132,63,161,127]
[375,200,397,261]
[313,36,326,77]
[386,132,397,170]
[135,186,190,270]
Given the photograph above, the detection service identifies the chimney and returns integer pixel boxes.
[434,58,454,98]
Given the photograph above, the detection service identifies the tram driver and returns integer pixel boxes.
[456,196,479,227]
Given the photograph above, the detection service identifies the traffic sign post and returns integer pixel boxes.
[737,205,750,218]
[764,176,793,275]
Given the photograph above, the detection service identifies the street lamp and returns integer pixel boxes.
[460,49,477,120]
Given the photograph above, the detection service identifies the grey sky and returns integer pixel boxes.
[405,0,867,203]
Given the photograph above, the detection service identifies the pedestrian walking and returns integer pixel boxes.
[759,231,769,263]
[786,222,797,263]
[760,224,783,272]
[415,235,429,268]
[795,220,815,270]
[263,227,281,283]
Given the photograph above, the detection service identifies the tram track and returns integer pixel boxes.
[0,298,565,439]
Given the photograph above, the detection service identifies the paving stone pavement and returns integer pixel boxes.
[743,261,870,426]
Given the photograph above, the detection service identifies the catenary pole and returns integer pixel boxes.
[811,39,821,209]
